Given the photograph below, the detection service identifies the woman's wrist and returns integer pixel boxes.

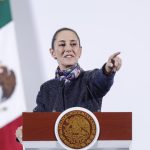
[102,63,113,76]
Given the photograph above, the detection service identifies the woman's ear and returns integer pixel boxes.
[79,46,82,58]
[49,48,57,59]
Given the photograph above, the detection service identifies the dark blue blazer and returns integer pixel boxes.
[33,67,115,112]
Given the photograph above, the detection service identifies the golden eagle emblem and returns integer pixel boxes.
[0,65,16,102]
[55,107,100,150]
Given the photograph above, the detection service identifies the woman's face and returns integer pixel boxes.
[50,30,82,70]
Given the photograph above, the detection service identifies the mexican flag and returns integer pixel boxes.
[0,0,26,149]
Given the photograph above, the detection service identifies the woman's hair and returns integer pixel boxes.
[51,27,81,49]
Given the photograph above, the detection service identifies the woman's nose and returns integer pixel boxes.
[65,44,72,52]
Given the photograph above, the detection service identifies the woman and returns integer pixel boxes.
[16,27,122,143]
[33,27,122,112]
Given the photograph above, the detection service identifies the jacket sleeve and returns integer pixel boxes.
[33,84,47,112]
[87,64,115,98]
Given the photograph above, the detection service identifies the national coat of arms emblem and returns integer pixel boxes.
[55,107,100,150]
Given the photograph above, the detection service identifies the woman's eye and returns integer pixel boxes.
[71,43,77,47]
[59,43,65,47]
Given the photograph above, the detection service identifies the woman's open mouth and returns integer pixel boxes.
[64,55,74,58]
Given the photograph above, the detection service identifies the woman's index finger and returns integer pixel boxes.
[111,52,121,59]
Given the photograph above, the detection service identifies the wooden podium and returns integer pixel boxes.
[22,112,132,149]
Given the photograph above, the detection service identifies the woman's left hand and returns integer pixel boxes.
[105,52,122,74]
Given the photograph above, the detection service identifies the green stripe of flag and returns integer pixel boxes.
[0,0,12,28]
